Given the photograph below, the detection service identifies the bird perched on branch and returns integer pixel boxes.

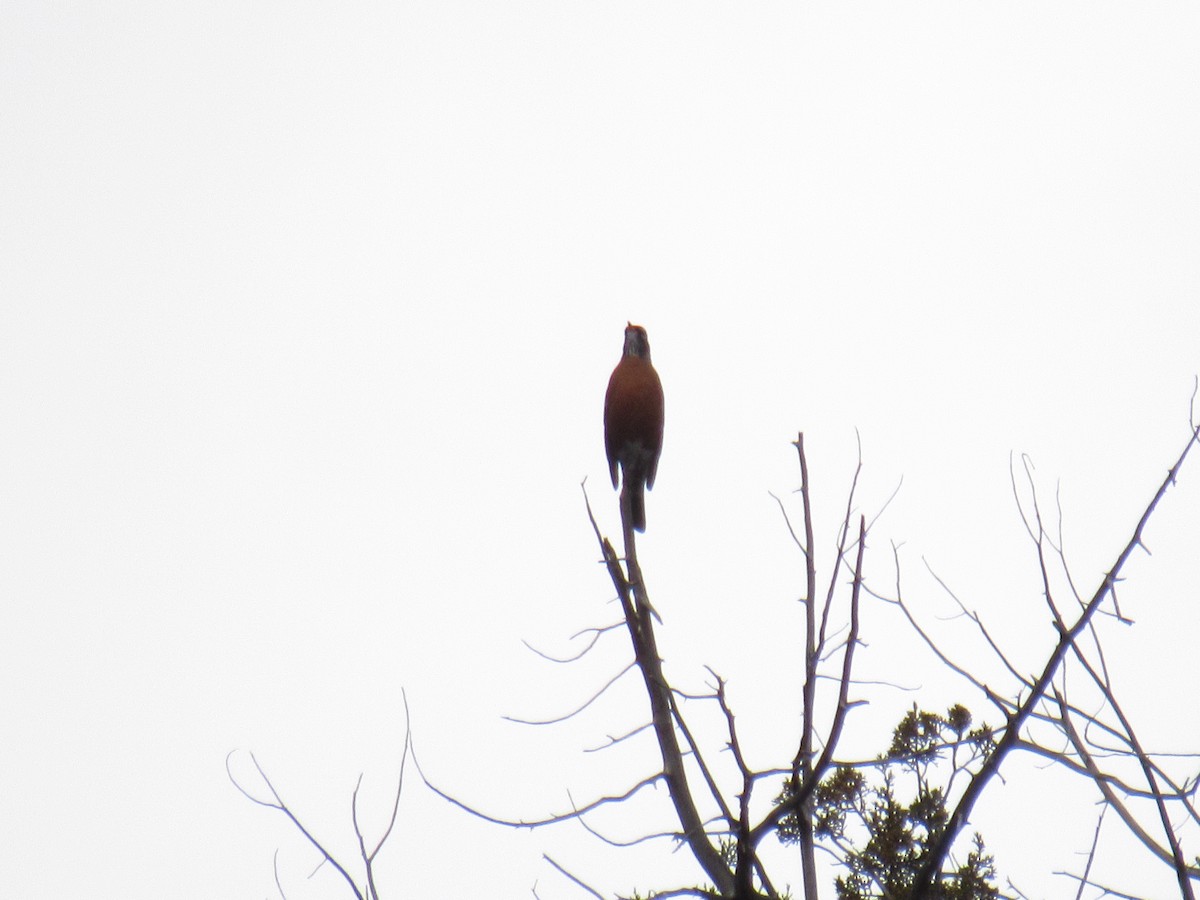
[604,323,664,533]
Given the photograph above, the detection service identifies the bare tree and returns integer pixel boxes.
[234,408,1199,899]
[419,433,889,897]
[421,415,1198,899]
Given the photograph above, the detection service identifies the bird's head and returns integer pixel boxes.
[623,323,652,361]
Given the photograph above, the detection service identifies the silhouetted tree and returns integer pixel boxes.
[236,415,1200,899]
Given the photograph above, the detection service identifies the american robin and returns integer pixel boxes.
[604,323,664,533]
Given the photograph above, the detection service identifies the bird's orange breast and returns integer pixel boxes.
[604,355,665,489]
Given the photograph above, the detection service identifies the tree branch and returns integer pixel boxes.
[912,424,1200,897]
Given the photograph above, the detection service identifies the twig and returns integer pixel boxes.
[522,622,624,664]
[542,854,606,899]
[227,751,365,900]
[503,661,637,725]
[1074,802,1106,900]
[416,744,664,829]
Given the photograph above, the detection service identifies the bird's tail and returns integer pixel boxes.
[628,480,646,533]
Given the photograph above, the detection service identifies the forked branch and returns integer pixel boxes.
[229,691,412,900]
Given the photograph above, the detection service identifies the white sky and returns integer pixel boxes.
[2,2,1198,898]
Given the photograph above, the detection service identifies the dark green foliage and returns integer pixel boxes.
[776,705,1001,900]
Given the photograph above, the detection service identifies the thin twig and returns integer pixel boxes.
[227,751,365,900]
[522,622,624,664]
[503,661,637,726]
[542,854,606,899]
[416,743,664,829]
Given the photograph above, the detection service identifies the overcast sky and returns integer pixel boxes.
[2,3,1198,898]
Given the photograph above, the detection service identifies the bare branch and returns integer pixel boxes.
[1074,803,1107,900]
[814,446,863,666]
[568,789,686,849]
[1055,870,1152,900]
[792,431,821,900]
[814,516,867,772]
[584,721,656,753]
[669,686,737,829]
[1060,648,1199,895]
[272,849,290,900]
[882,548,1012,715]
[350,775,371,900]
[503,661,637,726]
[542,854,607,899]
[227,751,365,900]
[769,490,808,561]
[417,744,665,829]
[584,483,736,894]
[912,424,1200,897]
[753,515,868,847]
[522,622,624,664]
[922,559,1031,690]
[370,691,411,859]
[1054,694,1193,874]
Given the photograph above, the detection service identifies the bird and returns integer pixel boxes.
[604,323,664,533]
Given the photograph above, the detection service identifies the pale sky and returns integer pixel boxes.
[2,3,1198,898]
